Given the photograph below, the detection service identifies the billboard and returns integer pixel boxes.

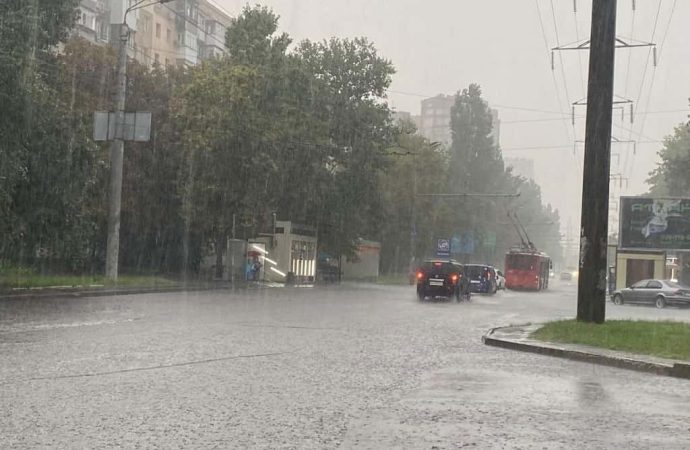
[620,197,690,250]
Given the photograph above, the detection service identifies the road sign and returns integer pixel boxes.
[436,238,450,257]
[94,111,152,142]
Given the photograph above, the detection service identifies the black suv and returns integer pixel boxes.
[416,259,464,301]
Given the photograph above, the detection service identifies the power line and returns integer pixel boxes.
[572,5,586,96]
[503,140,661,152]
[205,0,235,19]
[629,0,677,178]
[386,88,569,116]
[549,0,573,110]
[501,109,689,125]
[533,0,575,150]
[622,4,636,97]
[626,0,666,177]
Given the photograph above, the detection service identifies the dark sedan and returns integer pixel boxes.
[416,260,464,301]
[611,279,690,309]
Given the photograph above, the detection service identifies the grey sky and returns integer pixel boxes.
[218,0,690,233]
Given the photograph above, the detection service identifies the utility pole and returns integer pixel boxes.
[105,0,173,280]
[410,153,417,267]
[105,22,128,280]
[577,0,617,323]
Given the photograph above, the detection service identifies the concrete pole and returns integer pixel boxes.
[105,24,129,280]
[577,0,617,323]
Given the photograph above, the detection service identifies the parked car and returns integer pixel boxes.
[496,270,506,290]
[416,259,464,301]
[464,264,498,294]
[611,279,690,309]
[560,271,572,281]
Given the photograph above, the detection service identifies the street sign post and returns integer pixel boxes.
[436,238,450,258]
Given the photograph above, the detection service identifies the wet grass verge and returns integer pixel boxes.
[531,319,690,361]
[0,274,178,290]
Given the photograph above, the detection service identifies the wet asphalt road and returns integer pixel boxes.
[1,281,690,449]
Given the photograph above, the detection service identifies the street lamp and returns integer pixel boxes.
[105,0,175,280]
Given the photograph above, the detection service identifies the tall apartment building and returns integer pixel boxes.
[419,94,455,146]
[75,0,232,67]
[74,0,112,44]
[417,94,501,148]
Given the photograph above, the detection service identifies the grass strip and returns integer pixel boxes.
[0,274,177,290]
[531,319,690,361]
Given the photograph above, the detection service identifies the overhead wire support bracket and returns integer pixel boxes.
[574,136,637,156]
[573,0,637,14]
[552,36,657,70]
[571,95,634,125]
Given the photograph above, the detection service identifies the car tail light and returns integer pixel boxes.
[451,274,459,284]
[416,271,425,280]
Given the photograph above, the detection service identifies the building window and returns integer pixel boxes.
[154,53,160,63]
[155,23,161,38]
[165,58,170,66]
[166,29,171,42]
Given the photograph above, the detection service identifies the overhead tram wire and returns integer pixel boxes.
[632,0,677,176]
[386,89,570,116]
[386,89,688,122]
[544,0,580,171]
[572,3,586,97]
[503,140,661,152]
[501,109,689,125]
[549,0,573,117]
[621,2,637,179]
[625,0,663,177]
[534,0,577,168]
[623,3,637,98]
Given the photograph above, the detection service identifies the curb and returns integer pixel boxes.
[483,325,690,380]
[0,279,312,301]
[0,284,233,301]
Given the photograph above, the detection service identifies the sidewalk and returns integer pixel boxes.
[483,324,690,379]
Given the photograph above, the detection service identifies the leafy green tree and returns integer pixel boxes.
[120,62,193,274]
[0,0,79,209]
[647,117,690,197]
[173,6,321,277]
[400,83,564,269]
[225,4,291,67]
[446,84,505,263]
[296,37,396,259]
[0,1,104,272]
[379,122,450,273]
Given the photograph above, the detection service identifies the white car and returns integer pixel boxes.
[496,270,506,290]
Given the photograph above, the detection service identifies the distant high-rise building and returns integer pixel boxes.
[391,110,412,124]
[417,94,500,147]
[504,157,535,180]
[418,94,455,146]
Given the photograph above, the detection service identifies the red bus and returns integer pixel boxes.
[504,248,551,291]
